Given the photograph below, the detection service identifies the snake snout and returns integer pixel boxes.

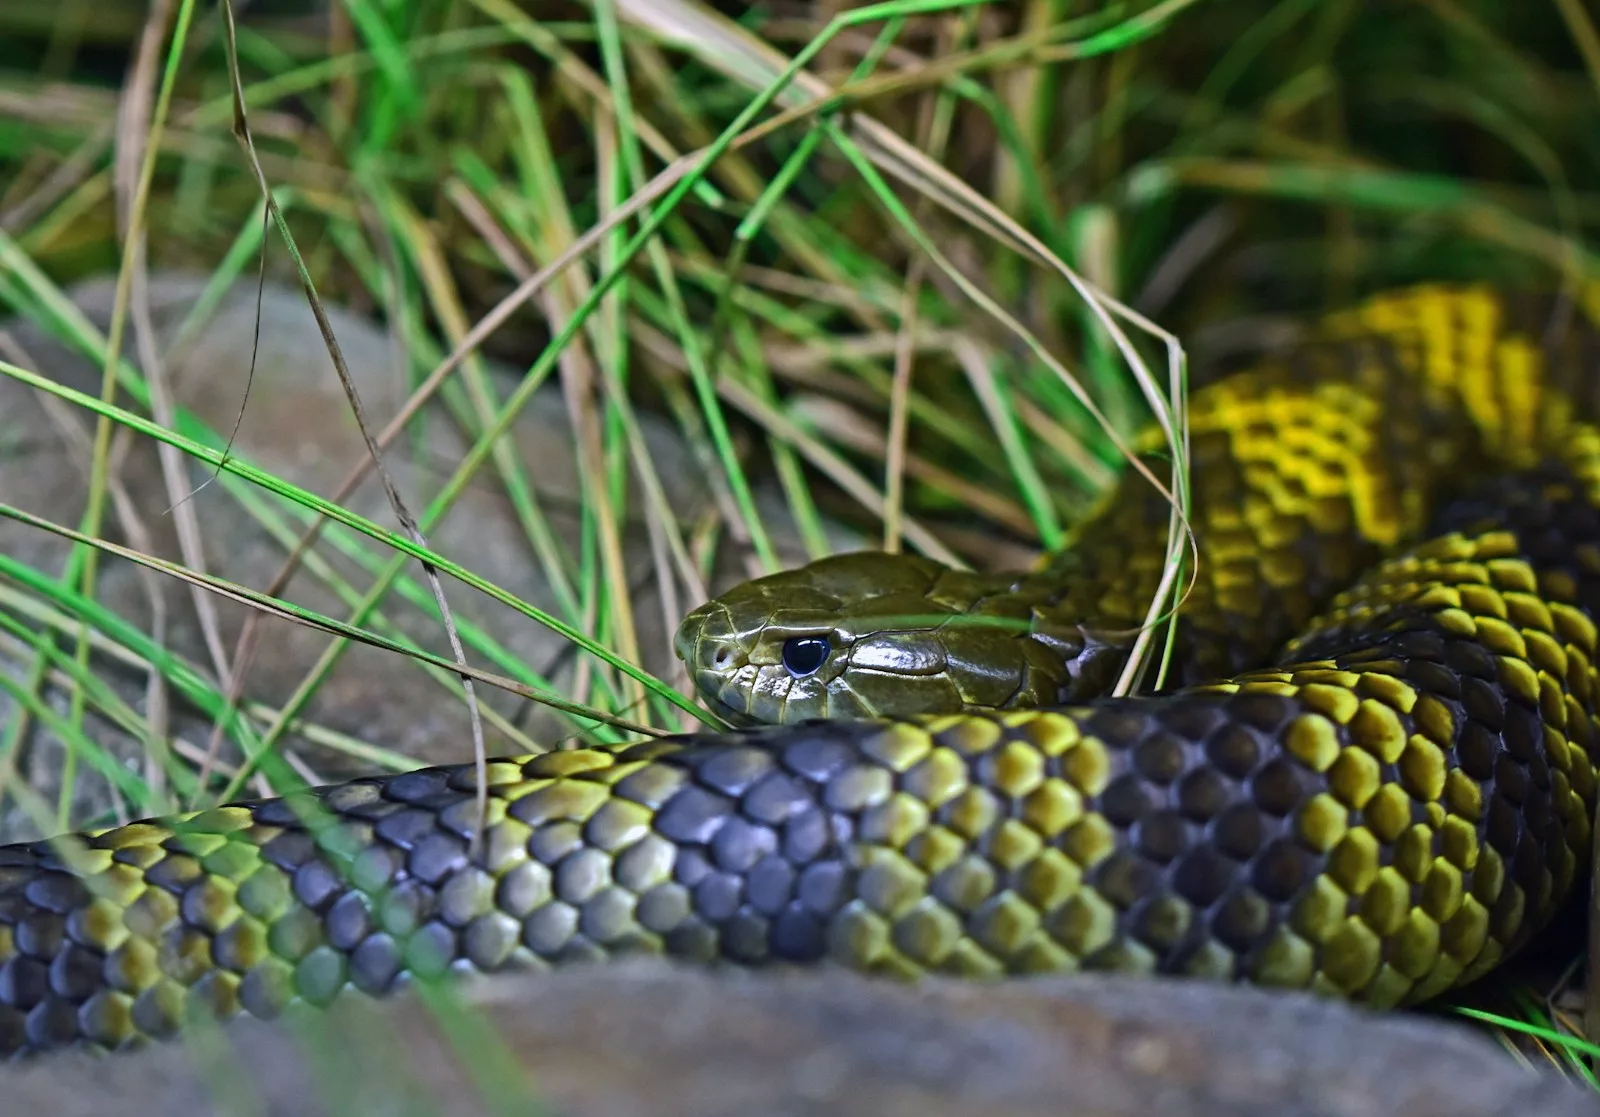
[698,637,743,675]
[674,602,748,677]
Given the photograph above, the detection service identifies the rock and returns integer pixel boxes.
[0,273,853,837]
[4,962,1594,1117]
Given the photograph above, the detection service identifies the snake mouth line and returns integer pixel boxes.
[697,679,765,727]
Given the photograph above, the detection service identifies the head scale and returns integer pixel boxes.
[673,551,1131,726]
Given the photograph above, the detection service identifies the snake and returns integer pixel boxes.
[1,284,1599,1061]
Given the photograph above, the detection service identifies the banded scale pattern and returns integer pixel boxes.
[0,284,1598,1060]
[0,461,1596,1056]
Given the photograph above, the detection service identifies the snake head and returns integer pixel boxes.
[673,551,1134,726]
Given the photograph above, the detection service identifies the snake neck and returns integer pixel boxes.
[676,284,1600,723]
[1027,285,1600,693]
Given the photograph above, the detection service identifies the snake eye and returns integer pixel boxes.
[780,636,830,678]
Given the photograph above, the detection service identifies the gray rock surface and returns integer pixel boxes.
[0,274,846,832]
[5,962,1595,1117]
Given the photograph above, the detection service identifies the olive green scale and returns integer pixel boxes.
[3,285,1600,1058]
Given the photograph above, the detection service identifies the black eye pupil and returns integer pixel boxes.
[781,637,829,678]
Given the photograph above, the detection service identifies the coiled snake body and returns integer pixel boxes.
[2,285,1600,1058]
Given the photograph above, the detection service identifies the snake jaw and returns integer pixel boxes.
[697,681,766,727]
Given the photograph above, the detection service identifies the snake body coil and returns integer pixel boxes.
[2,285,1600,1059]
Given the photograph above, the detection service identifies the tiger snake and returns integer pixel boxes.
[0,284,1598,1059]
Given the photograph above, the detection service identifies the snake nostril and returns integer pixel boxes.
[713,646,733,668]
